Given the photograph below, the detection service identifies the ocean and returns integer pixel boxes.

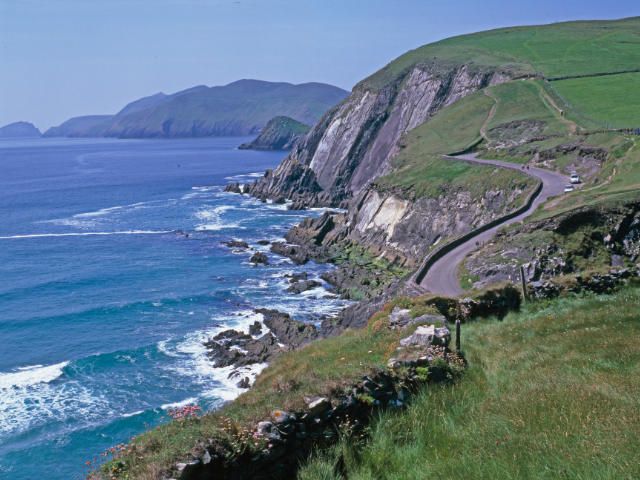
[0,137,347,479]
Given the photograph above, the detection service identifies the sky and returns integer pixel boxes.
[1,0,638,130]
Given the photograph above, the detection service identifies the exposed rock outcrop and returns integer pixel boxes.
[464,200,640,289]
[205,310,317,376]
[246,63,511,208]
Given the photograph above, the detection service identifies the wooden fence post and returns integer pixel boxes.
[455,319,461,352]
[520,265,529,302]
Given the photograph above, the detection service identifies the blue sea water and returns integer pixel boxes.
[0,137,347,479]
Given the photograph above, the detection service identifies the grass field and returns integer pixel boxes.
[300,287,640,480]
[363,17,640,90]
[486,80,570,136]
[376,91,536,200]
[551,73,640,129]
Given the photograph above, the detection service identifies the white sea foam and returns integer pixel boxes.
[0,362,110,437]
[73,205,130,218]
[41,199,174,228]
[158,311,268,406]
[160,397,198,410]
[0,362,68,390]
[122,410,144,418]
[194,205,243,231]
[181,185,221,200]
[0,230,171,240]
[224,172,265,181]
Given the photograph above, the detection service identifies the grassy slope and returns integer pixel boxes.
[551,73,640,129]
[372,17,639,215]
[486,80,570,135]
[362,17,640,90]
[375,91,536,199]
[300,287,640,480]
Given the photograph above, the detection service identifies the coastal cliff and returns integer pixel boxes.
[246,64,514,207]
[241,62,534,269]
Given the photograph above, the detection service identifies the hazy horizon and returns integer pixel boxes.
[1,0,638,130]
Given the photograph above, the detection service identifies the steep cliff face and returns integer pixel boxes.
[284,182,532,269]
[247,63,511,207]
[345,184,530,267]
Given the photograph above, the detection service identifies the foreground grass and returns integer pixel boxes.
[300,287,640,480]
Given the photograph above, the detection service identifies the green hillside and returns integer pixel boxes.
[300,286,640,480]
[239,115,310,150]
[372,17,639,219]
[551,72,640,128]
[363,17,640,90]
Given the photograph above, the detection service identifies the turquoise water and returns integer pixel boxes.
[0,137,347,479]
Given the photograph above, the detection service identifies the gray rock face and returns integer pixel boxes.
[464,200,640,289]
[204,309,317,381]
[247,64,511,207]
[345,184,529,267]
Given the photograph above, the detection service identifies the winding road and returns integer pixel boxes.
[417,153,569,296]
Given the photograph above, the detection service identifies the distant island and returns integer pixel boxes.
[239,116,310,151]
[0,121,41,138]
[44,80,348,139]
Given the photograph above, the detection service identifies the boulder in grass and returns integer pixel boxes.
[399,325,450,348]
[304,396,330,416]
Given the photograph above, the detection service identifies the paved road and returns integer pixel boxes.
[418,153,569,296]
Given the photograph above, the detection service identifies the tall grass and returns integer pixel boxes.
[300,287,640,480]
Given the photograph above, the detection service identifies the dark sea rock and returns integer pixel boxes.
[257,308,318,348]
[270,242,309,264]
[223,239,250,249]
[286,280,321,294]
[250,252,269,265]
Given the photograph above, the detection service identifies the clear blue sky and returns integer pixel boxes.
[1,0,638,130]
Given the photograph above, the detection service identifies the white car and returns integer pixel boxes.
[564,184,575,193]
[570,173,581,184]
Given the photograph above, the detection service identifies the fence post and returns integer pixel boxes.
[455,319,461,352]
[520,265,529,302]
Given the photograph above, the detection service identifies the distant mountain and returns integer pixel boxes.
[44,80,348,139]
[44,115,114,138]
[0,121,41,138]
[239,116,310,151]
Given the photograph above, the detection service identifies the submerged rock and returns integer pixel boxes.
[223,239,250,249]
[286,279,321,294]
[250,252,269,265]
